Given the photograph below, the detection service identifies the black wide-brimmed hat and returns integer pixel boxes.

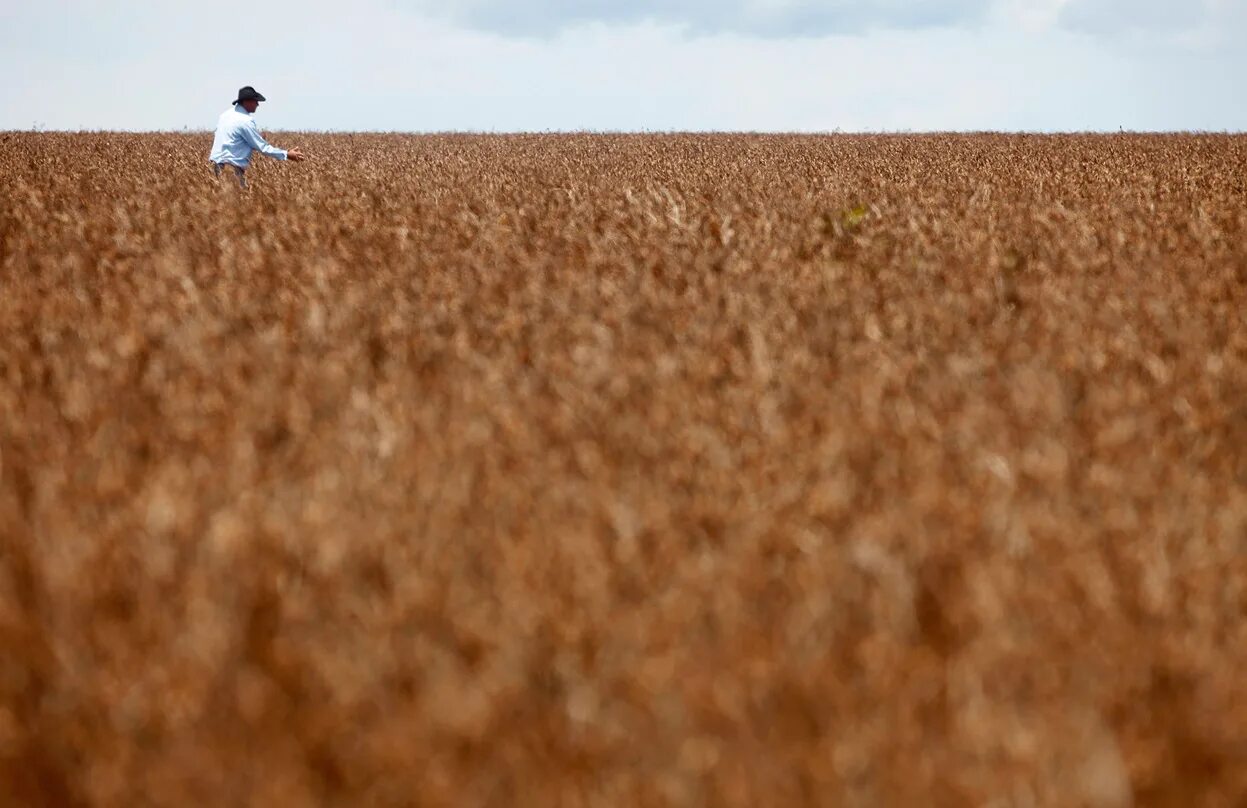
[233,86,267,105]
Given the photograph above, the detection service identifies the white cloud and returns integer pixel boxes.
[1058,0,1216,32]
[403,0,1238,37]
[404,0,993,37]
[0,0,1243,132]
[991,0,1074,32]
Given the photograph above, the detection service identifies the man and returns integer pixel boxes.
[209,86,305,187]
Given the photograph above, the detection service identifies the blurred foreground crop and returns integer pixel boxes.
[1,132,1246,806]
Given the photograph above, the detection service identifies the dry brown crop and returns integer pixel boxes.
[1,131,1246,806]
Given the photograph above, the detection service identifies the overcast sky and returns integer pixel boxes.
[2,0,1244,131]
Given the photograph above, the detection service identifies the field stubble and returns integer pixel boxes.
[1,132,1246,805]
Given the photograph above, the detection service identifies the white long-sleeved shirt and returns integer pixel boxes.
[208,104,287,168]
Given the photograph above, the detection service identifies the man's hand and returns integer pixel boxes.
[287,147,306,162]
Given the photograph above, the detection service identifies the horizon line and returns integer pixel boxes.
[6,128,1247,136]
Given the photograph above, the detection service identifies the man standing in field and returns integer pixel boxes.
[209,86,305,187]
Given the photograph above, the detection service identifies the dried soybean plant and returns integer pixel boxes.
[1,132,1246,806]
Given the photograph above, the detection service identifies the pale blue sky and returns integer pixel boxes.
[2,0,1244,131]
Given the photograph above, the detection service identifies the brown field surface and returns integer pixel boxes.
[1,131,1246,806]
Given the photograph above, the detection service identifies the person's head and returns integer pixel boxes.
[233,86,266,113]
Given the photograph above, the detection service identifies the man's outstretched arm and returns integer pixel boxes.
[243,121,305,162]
